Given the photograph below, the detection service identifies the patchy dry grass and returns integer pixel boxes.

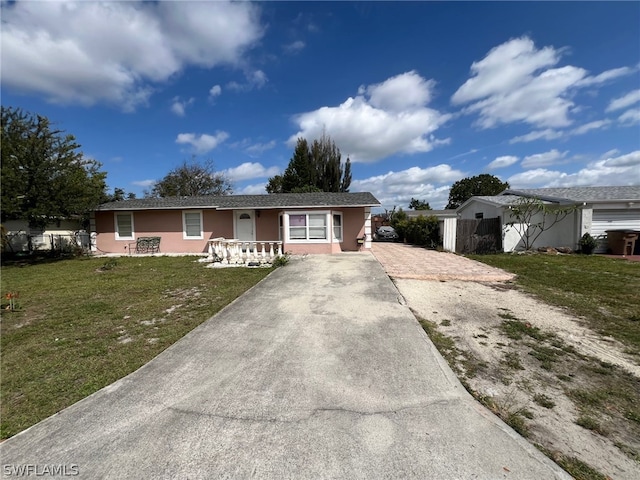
[469,253,640,351]
[417,303,640,480]
[0,256,271,439]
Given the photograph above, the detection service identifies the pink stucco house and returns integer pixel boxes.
[93,192,380,256]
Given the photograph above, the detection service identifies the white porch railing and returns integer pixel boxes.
[207,237,283,265]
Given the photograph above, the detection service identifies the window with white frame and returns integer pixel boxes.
[115,212,134,240]
[309,214,327,239]
[183,210,203,239]
[333,213,343,241]
[286,212,329,242]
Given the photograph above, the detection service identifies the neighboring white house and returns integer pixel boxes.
[2,218,87,253]
[457,186,640,253]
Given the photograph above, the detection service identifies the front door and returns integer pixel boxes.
[234,210,256,241]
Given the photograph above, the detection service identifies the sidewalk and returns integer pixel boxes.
[1,253,567,479]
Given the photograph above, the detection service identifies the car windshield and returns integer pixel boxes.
[378,227,394,232]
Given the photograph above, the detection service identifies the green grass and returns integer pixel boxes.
[536,446,609,480]
[576,415,607,436]
[500,318,550,341]
[0,256,272,439]
[533,393,556,409]
[416,315,485,378]
[469,254,640,350]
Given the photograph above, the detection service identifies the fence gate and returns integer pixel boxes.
[456,218,502,254]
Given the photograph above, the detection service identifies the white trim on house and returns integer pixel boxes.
[282,210,334,244]
[364,207,372,249]
[114,212,134,240]
[332,212,343,242]
[182,210,204,240]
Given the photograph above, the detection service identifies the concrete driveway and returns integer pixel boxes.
[372,242,515,281]
[0,254,567,479]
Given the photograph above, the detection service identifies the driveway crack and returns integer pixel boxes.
[167,399,456,425]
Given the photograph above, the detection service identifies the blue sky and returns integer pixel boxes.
[2,1,639,210]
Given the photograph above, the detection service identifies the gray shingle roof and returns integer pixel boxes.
[502,186,640,203]
[96,192,381,211]
[472,195,522,206]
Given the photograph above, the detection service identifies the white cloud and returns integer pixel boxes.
[176,132,229,154]
[487,155,519,170]
[208,85,222,101]
[227,69,268,92]
[170,96,194,116]
[351,164,465,210]
[0,1,263,110]
[569,120,611,136]
[222,162,280,182]
[509,129,564,144]
[452,37,561,105]
[576,67,633,87]
[289,72,450,163]
[132,179,156,188]
[452,36,630,129]
[521,149,568,168]
[363,71,435,112]
[508,150,640,188]
[507,169,563,187]
[245,140,277,156]
[230,139,277,156]
[236,183,268,195]
[603,150,640,167]
[509,119,611,144]
[618,108,640,125]
[606,89,640,112]
[284,40,305,54]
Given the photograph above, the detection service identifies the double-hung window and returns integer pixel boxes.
[308,214,327,239]
[183,211,203,239]
[115,212,134,240]
[286,212,329,242]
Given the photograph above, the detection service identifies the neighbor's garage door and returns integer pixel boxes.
[592,209,640,253]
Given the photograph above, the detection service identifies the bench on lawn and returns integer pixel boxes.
[128,236,161,255]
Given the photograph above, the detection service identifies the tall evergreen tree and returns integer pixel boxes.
[266,134,351,193]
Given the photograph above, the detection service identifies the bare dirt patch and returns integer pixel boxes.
[397,279,640,480]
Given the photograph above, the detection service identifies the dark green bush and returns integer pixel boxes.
[392,214,440,248]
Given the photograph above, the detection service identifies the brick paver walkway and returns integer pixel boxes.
[371,242,515,282]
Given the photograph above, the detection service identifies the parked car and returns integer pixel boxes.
[374,226,399,242]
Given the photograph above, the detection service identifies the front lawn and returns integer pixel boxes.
[468,254,640,351]
[0,256,271,439]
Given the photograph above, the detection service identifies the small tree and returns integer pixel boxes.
[409,198,431,210]
[147,159,232,197]
[505,197,576,251]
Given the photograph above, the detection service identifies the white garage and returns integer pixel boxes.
[592,209,640,253]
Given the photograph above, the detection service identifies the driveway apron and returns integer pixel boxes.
[0,254,567,479]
